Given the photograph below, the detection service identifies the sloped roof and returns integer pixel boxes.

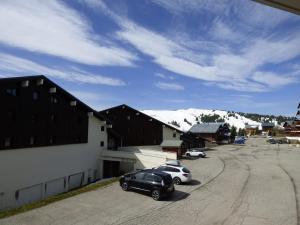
[0,75,106,121]
[161,140,183,147]
[189,123,225,134]
[261,122,275,127]
[99,104,184,133]
[245,124,259,129]
[254,0,300,16]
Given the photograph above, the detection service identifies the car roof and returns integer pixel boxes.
[138,169,171,177]
[159,164,184,169]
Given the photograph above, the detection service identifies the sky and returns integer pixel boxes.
[0,0,299,116]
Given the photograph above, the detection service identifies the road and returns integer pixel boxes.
[1,138,300,225]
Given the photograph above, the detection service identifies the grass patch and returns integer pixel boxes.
[0,177,118,219]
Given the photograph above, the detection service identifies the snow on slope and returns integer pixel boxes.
[142,108,261,132]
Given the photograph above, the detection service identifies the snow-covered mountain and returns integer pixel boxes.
[142,108,262,131]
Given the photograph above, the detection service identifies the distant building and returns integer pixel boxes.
[284,103,300,137]
[261,122,275,133]
[189,122,230,144]
[0,75,107,211]
[245,124,259,136]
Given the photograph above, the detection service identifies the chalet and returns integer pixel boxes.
[189,122,230,144]
[261,122,275,132]
[0,75,108,211]
[99,104,204,177]
[245,124,259,136]
[285,103,300,137]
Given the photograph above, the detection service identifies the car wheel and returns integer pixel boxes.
[186,153,190,157]
[173,177,181,185]
[121,182,129,191]
[152,189,161,201]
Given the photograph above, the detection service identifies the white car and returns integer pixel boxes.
[156,165,192,184]
[185,149,206,158]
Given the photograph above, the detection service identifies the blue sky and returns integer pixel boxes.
[0,0,299,115]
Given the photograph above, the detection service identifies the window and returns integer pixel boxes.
[134,172,145,180]
[50,97,58,104]
[33,91,39,100]
[50,114,56,122]
[6,88,17,96]
[4,137,11,147]
[100,141,104,147]
[144,174,154,182]
[182,167,190,173]
[15,190,19,200]
[173,133,176,138]
[127,115,130,120]
[29,137,35,145]
[49,136,56,144]
[153,175,162,182]
[32,113,38,122]
[101,126,105,132]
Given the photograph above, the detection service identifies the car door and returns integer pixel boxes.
[131,172,145,189]
[143,173,155,191]
[190,150,197,157]
[164,166,175,178]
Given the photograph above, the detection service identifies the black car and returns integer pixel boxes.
[119,169,175,200]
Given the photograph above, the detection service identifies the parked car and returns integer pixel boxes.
[268,138,277,144]
[119,169,174,200]
[234,136,245,145]
[185,149,206,157]
[155,164,192,184]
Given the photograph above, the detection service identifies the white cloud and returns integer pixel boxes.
[151,0,228,15]
[155,73,166,79]
[96,4,300,92]
[155,82,184,90]
[210,20,243,41]
[252,72,297,88]
[0,0,136,66]
[0,53,126,86]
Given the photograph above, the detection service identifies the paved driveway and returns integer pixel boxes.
[1,138,300,225]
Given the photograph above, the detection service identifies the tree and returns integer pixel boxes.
[230,126,237,143]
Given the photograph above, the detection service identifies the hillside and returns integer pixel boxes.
[142,108,290,132]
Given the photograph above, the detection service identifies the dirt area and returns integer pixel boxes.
[1,137,300,225]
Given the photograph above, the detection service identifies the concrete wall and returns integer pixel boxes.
[162,126,181,141]
[101,146,177,173]
[0,115,107,211]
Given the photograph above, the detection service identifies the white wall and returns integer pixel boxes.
[0,115,107,211]
[101,146,177,172]
[163,126,181,141]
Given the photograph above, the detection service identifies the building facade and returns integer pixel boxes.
[284,103,300,137]
[189,123,230,144]
[0,76,107,211]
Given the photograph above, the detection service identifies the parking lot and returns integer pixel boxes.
[1,137,300,225]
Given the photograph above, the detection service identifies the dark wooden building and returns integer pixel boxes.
[189,123,230,144]
[99,104,182,149]
[99,104,205,152]
[261,122,275,133]
[0,75,103,150]
[284,103,300,137]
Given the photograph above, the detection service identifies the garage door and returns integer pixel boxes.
[68,173,83,190]
[45,178,65,198]
[17,184,43,206]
